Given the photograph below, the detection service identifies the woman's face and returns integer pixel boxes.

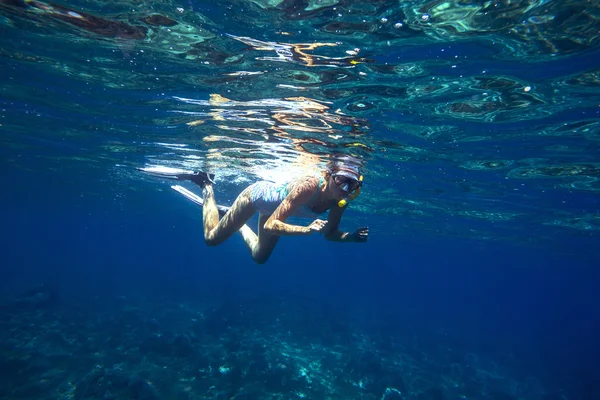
[327,173,357,198]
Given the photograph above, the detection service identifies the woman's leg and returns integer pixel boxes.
[202,185,256,246]
[255,214,282,264]
[236,214,281,264]
[202,184,280,263]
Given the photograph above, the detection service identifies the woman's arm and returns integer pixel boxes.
[323,204,368,242]
[263,178,325,236]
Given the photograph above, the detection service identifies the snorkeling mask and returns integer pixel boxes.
[335,174,363,208]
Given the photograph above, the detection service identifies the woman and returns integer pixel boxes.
[165,158,368,264]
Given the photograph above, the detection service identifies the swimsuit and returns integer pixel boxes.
[250,177,325,218]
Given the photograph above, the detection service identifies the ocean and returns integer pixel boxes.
[1,0,599,399]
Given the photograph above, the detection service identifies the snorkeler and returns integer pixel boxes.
[143,157,368,264]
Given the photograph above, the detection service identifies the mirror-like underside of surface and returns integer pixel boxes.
[1,1,598,238]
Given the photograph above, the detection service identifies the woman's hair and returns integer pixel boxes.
[325,154,363,178]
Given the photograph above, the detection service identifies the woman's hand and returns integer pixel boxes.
[308,219,328,234]
[353,227,369,242]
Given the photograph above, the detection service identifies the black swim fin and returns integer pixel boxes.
[174,171,215,187]
[138,167,215,187]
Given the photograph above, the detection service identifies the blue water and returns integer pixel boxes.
[2,0,600,399]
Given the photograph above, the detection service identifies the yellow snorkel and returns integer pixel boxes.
[337,175,363,208]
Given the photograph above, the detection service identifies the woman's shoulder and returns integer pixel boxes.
[288,174,321,194]
[295,174,321,187]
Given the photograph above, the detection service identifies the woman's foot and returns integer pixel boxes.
[177,171,215,187]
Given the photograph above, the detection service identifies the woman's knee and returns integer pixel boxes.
[252,247,275,264]
[204,231,224,246]
[253,253,270,264]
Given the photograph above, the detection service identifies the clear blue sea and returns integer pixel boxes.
[1,1,599,399]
